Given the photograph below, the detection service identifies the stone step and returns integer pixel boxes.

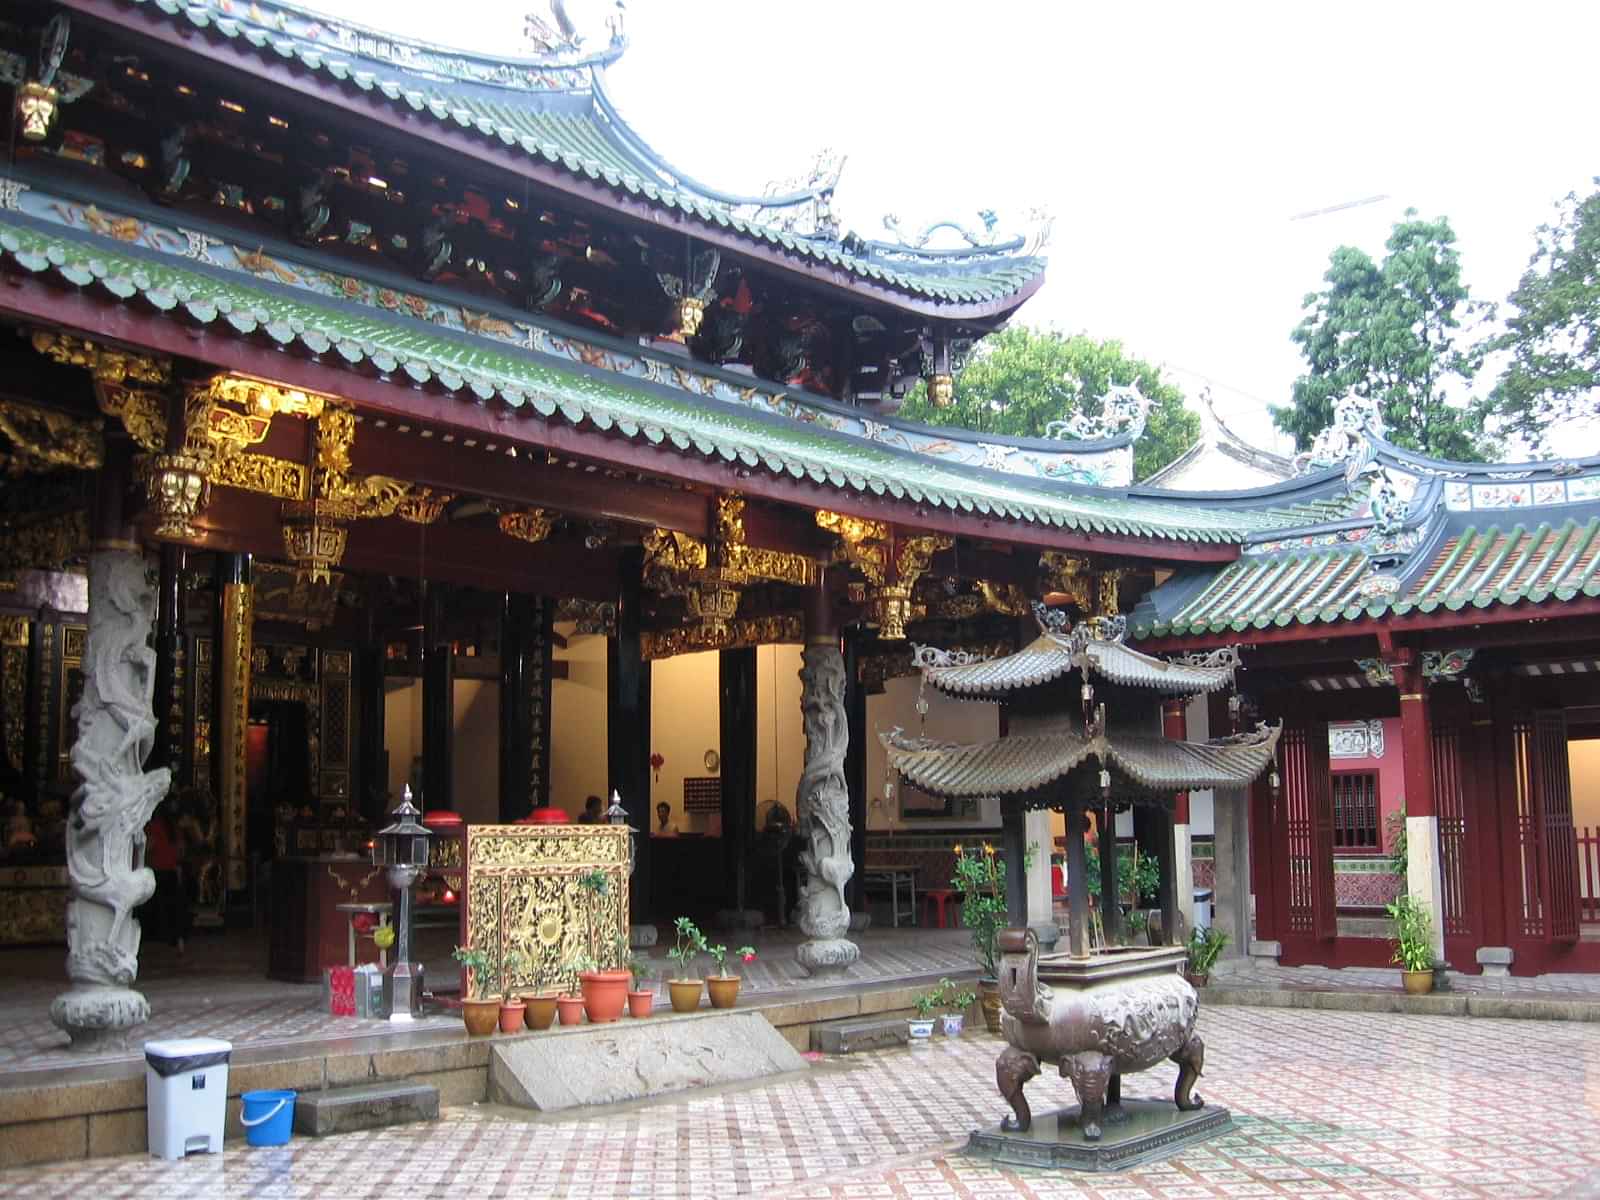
[809,1016,910,1055]
[292,1081,440,1137]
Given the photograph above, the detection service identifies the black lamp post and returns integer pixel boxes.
[372,785,431,1021]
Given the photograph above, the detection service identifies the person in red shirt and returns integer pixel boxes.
[143,804,189,954]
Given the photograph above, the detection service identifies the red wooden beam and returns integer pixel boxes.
[57,0,1040,327]
[0,280,1238,565]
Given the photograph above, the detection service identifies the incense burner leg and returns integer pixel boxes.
[1172,1031,1206,1111]
[1104,1071,1129,1124]
[1062,1049,1115,1141]
[996,1045,1039,1132]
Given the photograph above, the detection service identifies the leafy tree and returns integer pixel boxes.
[897,327,1199,480]
[1276,211,1486,461]
[1481,183,1600,451]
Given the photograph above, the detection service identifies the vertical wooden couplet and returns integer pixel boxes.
[420,581,453,810]
[608,546,651,922]
[149,544,185,780]
[843,628,868,912]
[215,552,252,895]
[720,647,757,911]
[498,592,553,823]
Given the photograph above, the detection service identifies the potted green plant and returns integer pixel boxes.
[951,842,1027,1032]
[1185,925,1229,987]
[666,917,707,1012]
[452,945,501,1036]
[704,942,756,1009]
[937,978,976,1037]
[1387,892,1435,994]
[1085,843,1161,943]
[574,869,630,1023]
[557,949,596,1024]
[626,946,657,1018]
[908,988,940,1040]
[498,949,527,1034]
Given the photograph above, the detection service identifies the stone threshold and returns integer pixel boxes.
[0,970,976,1169]
[1204,985,1600,1022]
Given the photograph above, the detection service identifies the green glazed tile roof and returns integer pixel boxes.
[0,215,1306,544]
[1133,517,1600,638]
[923,634,1236,701]
[120,0,1044,306]
[881,723,1281,805]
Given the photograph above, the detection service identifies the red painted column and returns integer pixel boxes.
[1392,653,1435,818]
[1162,699,1190,824]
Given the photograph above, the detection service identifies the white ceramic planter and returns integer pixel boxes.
[907,1018,935,1040]
[940,1013,965,1037]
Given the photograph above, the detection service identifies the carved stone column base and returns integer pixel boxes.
[848,911,872,933]
[628,925,659,949]
[796,937,859,977]
[49,986,151,1050]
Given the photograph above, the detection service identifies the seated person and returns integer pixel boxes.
[654,801,679,836]
[577,794,604,824]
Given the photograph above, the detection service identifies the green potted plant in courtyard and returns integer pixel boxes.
[498,949,527,1034]
[704,941,757,1009]
[626,945,657,1018]
[908,987,940,1040]
[574,870,629,1023]
[937,978,976,1037]
[1185,925,1229,987]
[452,945,501,1036]
[951,842,1030,1032]
[557,949,596,1024]
[666,917,708,1012]
[1387,892,1435,994]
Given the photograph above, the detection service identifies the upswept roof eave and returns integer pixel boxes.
[77,0,1047,313]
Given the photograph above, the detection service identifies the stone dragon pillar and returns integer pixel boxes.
[50,547,171,1048]
[795,587,859,977]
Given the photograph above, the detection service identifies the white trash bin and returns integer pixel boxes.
[145,1037,232,1159]
[1193,888,1214,932]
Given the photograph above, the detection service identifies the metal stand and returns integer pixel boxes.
[384,864,424,1022]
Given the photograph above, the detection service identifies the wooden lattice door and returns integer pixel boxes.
[1509,710,1579,944]
[1431,712,1480,964]
[1273,720,1337,962]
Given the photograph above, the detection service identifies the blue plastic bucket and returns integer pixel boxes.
[239,1089,296,1147]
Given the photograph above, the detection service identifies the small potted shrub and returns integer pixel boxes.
[666,917,707,1012]
[575,870,630,1023]
[523,989,560,1032]
[627,951,657,1018]
[1387,893,1435,994]
[1185,925,1229,987]
[557,949,595,1025]
[908,989,939,1040]
[938,978,976,1037]
[704,942,756,1009]
[452,945,501,1036]
[498,950,527,1034]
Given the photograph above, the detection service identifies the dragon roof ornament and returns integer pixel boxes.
[1045,384,1150,444]
[1295,394,1384,476]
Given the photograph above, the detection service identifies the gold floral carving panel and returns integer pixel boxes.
[464,825,630,996]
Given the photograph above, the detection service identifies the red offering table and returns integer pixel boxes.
[268,856,390,983]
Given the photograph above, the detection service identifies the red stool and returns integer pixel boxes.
[922,888,960,929]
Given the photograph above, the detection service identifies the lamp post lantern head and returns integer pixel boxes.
[605,789,630,826]
[373,784,431,871]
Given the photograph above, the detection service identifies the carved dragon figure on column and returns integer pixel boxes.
[794,642,859,976]
[50,551,171,1047]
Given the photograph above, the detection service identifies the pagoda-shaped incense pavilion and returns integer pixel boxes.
[883,603,1280,1166]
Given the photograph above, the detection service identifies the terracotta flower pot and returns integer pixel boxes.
[555,995,586,1025]
[461,997,501,1037]
[498,999,526,1034]
[627,988,655,1018]
[977,979,1002,1033]
[1402,968,1434,995]
[523,994,559,1031]
[668,978,703,1013]
[579,969,631,1023]
[706,975,742,1009]
[1185,971,1209,989]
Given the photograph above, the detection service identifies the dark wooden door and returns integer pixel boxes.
[1431,709,1482,966]
[1507,710,1579,946]
[1273,719,1337,963]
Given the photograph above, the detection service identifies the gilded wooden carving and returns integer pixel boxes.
[464,825,630,995]
[218,583,252,891]
[0,398,104,473]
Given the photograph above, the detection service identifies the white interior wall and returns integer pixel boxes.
[1186,693,1215,837]
[866,673,1000,830]
[383,677,422,805]
[648,650,721,834]
[550,623,609,819]
[451,679,500,824]
[756,644,805,823]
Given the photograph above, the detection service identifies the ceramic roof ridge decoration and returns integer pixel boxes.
[879,722,1281,805]
[0,211,1341,545]
[106,0,1047,307]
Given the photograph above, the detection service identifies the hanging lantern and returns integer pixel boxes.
[280,497,353,586]
[868,583,915,642]
[927,374,954,408]
[144,452,211,540]
[16,82,59,143]
[674,295,706,340]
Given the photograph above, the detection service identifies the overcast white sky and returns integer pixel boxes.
[326,0,1600,455]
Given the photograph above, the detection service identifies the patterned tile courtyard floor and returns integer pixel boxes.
[5,1005,1599,1198]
